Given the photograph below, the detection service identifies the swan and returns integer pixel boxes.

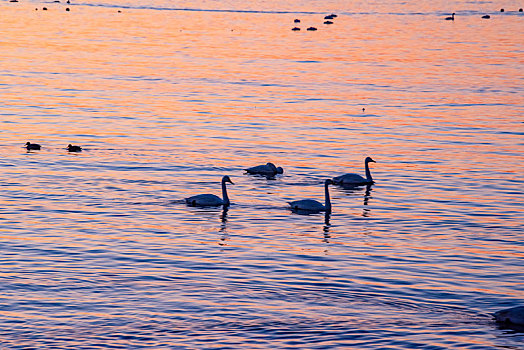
[289,179,333,213]
[186,175,233,207]
[67,144,82,152]
[481,14,490,19]
[332,157,376,186]
[245,162,283,176]
[25,142,41,150]
[445,13,455,20]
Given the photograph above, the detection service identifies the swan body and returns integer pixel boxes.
[445,13,455,20]
[333,157,376,186]
[289,179,333,213]
[245,162,283,176]
[186,175,233,207]
[25,142,41,150]
[67,144,82,152]
[494,306,524,326]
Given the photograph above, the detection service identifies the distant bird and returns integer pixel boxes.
[67,144,82,152]
[445,13,455,20]
[291,27,301,31]
[9,0,19,3]
[25,142,41,150]
[66,7,70,11]
[519,8,523,12]
[245,162,283,176]
[307,27,317,31]
[500,8,504,12]
[362,107,366,112]
[481,14,490,19]
[324,21,333,24]
[67,0,70,3]
[332,157,376,186]
[43,7,47,10]
[329,13,338,17]
[324,15,335,20]
[289,179,333,213]
[185,175,234,207]
[294,19,300,23]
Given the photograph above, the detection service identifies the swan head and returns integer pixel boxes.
[222,175,234,185]
[25,142,31,146]
[365,157,376,163]
[276,166,284,174]
[325,179,333,185]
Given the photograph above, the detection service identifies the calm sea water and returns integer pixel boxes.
[1,0,523,348]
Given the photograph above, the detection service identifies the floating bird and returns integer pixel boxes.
[66,7,70,11]
[67,144,82,152]
[332,157,376,186]
[245,162,283,176]
[289,179,333,213]
[185,176,234,207]
[291,27,301,31]
[43,7,47,10]
[329,13,338,17]
[500,8,504,12]
[25,142,41,150]
[519,8,523,12]
[9,0,19,3]
[494,306,524,326]
[481,14,490,19]
[294,19,300,23]
[307,27,317,31]
[324,15,335,19]
[445,12,455,20]
[324,20,333,24]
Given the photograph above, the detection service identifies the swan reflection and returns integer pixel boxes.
[323,211,331,243]
[218,207,229,245]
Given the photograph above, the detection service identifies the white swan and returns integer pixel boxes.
[245,162,284,176]
[185,176,233,207]
[332,157,375,186]
[289,179,333,213]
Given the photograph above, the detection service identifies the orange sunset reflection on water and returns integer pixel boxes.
[0,0,523,348]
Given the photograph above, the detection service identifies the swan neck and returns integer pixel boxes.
[365,161,373,182]
[325,182,332,212]
[222,179,230,206]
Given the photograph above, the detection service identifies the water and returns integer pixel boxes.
[1,0,523,348]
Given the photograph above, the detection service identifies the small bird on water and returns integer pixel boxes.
[25,142,41,150]
[445,13,455,20]
[67,144,82,152]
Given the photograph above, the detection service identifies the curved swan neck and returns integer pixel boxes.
[221,178,230,206]
[365,160,373,182]
[324,181,332,212]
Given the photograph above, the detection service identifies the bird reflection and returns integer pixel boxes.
[323,211,331,243]
[218,206,229,245]
[362,184,372,217]
[336,183,373,217]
